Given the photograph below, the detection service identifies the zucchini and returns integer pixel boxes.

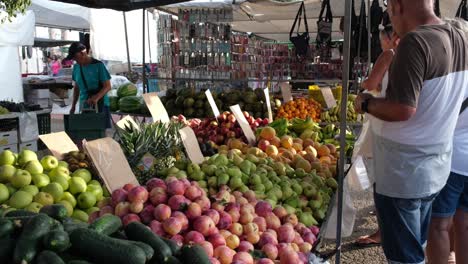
[124,222,172,263]
[5,209,37,217]
[43,230,71,252]
[111,230,127,240]
[63,218,88,234]
[179,245,211,264]
[88,214,122,235]
[0,219,14,238]
[40,204,68,221]
[0,237,15,263]
[13,214,53,263]
[129,241,154,261]
[36,250,66,264]
[68,261,95,264]
[161,237,181,255]
[165,256,183,264]
[70,228,146,264]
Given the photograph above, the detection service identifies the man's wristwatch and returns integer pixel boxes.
[361,98,370,113]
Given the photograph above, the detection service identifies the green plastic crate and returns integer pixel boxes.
[64,112,106,143]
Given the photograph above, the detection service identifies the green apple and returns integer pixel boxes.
[0,150,16,166]
[17,149,38,167]
[34,192,54,206]
[77,192,96,209]
[52,174,69,191]
[8,190,33,209]
[5,183,17,196]
[49,167,70,179]
[72,169,92,183]
[58,200,73,216]
[58,161,69,168]
[24,160,43,175]
[20,185,39,196]
[102,186,110,197]
[0,164,16,183]
[0,183,10,203]
[42,182,64,202]
[72,209,89,223]
[88,180,100,186]
[86,184,103,201]
[86,206,100,215]
[40,155,59,171]
[25,202,43,213]
[69,177,87,195]
[61,192,77,208]
[32,174,50,188]
[11,169,32,188]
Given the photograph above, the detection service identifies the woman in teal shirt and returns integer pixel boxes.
[67,42,112,128]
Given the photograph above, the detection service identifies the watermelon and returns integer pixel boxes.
[117,83,138,98]
[109,96,119,112]
[119,96,142,113]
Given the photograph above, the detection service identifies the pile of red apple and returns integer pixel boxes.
[187,111,269,146]
[94,177,319,264]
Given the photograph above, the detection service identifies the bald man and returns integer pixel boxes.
[354,0,468,263]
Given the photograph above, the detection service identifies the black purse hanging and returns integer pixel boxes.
[316,0,333,48]
[290,2,310,58]
[370,0,383,63]
[456,0,468,20]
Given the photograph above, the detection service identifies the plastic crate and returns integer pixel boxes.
[37,112,51,135]
[64,113,106,144]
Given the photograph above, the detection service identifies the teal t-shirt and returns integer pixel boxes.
[72,58,111,107]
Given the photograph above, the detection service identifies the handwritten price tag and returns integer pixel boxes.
[230,104,256,145]
[179,126,205,164]
[263,88,273,123]
[205,90,220,118]
[280,82,293,103]
[321,87,337,108]
[142,92,170,123]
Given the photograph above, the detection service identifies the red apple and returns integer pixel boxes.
[88,211,100,223]
[162,217,182,236]
[204,209,220,225]
[123,184,136,192]
[167,180,186,196]
[258,231,279,247]
[228,209,240,223]
[185,230,205,244]
[168,195,190,211]
[229,223,243,236]
[193,216,216,237]
[302,232,316,245]
[217,211,233,230]
[265,213,281,231]
[149,187,168,206]
[214,246,235,264]
[233,252,254,264]
[99,205,114,217]
[262,243,278,260]
[278,224,295,243]
[153,204,171,221]
[208,233,226,249]
[114,202,131,217]
[171,234,184,246]
[111,189,128,207]
[122,214,141,226]
[198,241,214,257]
[149,220,165,236]
[255,201,273,217]
[129,201,144,214]
[186,202,202,220]
[238,241,254,252]
[171,211,189,231]
[195,196,211,212]
[257,259,274,264]
[253,217,267,232]
[146,178,166,191]
[185,185,202,201]
[282,214,299,227]
[140,204,155,224]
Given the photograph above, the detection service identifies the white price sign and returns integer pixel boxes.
[321,87,337,108]
[142,92,170,123]
[263,88,273,123]
[179,126,205,164]
[280,82,293,103]
[229,104,256,145]
[205,90,220,118]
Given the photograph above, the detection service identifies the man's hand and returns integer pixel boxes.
[354,93,374,114]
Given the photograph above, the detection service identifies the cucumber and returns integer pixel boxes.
[13,214,54,264]
[43,230,71,252]
[124,222,172,263]
[70,228,146,264]
[36,250,65,264]
[0,237,15,262]
[88,214,122,235]
[166,256,183,264]
[5,209,37,217]
[0,219,14,238]
[68,261,95,264]
[129,241,154,261]
[161,237,181,255]
[63,218,88,234]
[111,230,127,240]
[40,204,68,221]
[179,245,211,264]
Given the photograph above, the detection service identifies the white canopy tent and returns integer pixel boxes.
[164,0,462,41]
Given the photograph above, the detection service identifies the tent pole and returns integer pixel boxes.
[335,0,353,263]
[142,8,147,93]
[147,10,152,64]
[367,0,371,68]
[123,12,131,73]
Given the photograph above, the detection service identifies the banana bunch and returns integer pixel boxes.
[320,124,337,141]
[289,117,321,134]
[320,100,361,123]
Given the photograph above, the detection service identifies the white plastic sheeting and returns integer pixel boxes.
[0,11,35,102]
[90,9,158,63]
[30,0,90,30]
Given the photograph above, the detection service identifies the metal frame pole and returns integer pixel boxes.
[367,0,371,68]
[147,10,153,64]
[123,12,132,73]
[142,8,147,93]
[335,0,353,262]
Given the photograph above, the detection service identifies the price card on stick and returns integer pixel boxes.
[142,92,170,123]
[83,137,139,192]
[263,88,273,123]
[205,90,220,119]
[39,132,78,159]
[116,115,140,131]
[321,87,337,108]
[229,104,256,145]
[179,126,205,164]
[280,82,293,103]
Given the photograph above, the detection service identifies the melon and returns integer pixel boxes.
[119,96,142,113]
[109,96,119,112]
[117,83,138,98]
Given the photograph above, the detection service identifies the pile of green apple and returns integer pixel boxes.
[0,150,109,222]
[160,152,335,225]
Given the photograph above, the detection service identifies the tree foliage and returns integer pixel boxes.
[0,0,32,23]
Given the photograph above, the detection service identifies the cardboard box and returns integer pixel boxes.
[0,144,18,153]
[19,140,38,152]
[28,89,50,98]
[0,130,18,146]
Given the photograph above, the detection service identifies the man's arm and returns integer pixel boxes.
[362,50,394,91]
[355,93,416,122]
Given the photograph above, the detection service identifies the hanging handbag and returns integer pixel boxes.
[434,0,441,17]
[456,0,468,20]
[290,2,310,58]
[353,0,369,58]
[370,0,383,63]
[316,0,333,47]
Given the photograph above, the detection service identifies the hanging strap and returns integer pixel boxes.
[290,2,309,37]
[434,0,441,17]
[461,98,468,115]
[318,0,333,23]
[456,0,467,20]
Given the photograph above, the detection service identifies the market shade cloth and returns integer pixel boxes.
[51,0,190,11]
[34,38,75,47]
[30,0,90,30]
[164,0,462,41]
